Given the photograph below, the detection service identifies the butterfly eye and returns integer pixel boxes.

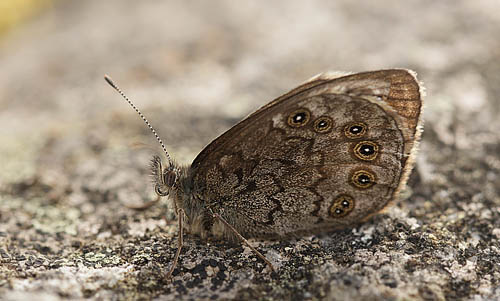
[287,109,311,127]
[164,170,177,188]
[351,169,376,189]
[353,141,379,161]
[344,122,367,139]
[329,195,355,218]
[313,116,333,133]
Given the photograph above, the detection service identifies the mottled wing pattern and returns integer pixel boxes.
[190,70,423,238]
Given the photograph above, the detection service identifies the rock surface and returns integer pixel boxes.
[0,1,499,300]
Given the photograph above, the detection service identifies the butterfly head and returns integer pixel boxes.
[151,155,179,197]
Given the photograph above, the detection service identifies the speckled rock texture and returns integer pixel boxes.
[1,1,499,300]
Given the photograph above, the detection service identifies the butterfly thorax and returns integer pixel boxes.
[173,168,210,238]
[176,170,236,241]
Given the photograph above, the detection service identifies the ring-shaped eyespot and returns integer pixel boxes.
[344,122,367,139]
[351,169,376,189]
[154,184,169,196]
[329,195,355,218]
[287,109,311,128]
[313,116,333,133]
[353,141,379,161]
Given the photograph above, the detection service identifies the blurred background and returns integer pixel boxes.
[0,1,499,300]
[0,0,498,185]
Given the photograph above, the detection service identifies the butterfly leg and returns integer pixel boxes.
[125,195,161,210]
[212,212,275,272]
[165,207,185,279]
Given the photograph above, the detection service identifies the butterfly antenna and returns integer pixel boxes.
[104,75,173,167]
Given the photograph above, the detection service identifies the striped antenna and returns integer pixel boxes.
[104,75,173,167]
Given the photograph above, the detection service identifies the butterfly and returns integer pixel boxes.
[105,69,424,277]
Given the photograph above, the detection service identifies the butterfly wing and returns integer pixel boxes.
[190,69,423,238]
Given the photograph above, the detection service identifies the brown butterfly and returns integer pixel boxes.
[105,69,424,277]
